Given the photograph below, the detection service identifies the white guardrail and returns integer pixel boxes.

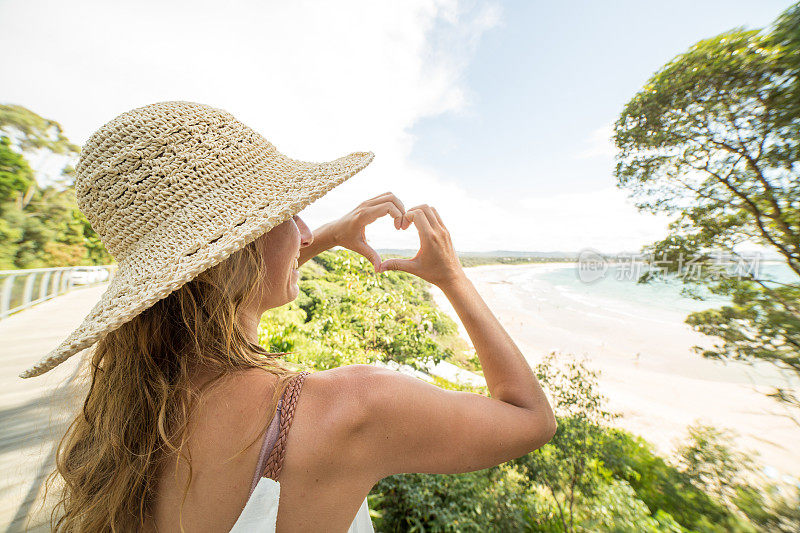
[0,264,118,320]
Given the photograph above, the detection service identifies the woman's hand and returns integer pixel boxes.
[378,204,465,290]
[330,192,406,272]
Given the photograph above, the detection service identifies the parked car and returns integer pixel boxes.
[69,267,110,285]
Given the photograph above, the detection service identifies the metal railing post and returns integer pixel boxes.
[22,273,35,309]
[39,271,51,300]
[0,274,15,320]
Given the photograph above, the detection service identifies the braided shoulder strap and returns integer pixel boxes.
[262,371,311,481]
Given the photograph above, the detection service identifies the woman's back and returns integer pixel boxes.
[147,366,376,532]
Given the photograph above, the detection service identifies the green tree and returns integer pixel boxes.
[766,3,800,144]
[674,423,755,512]
[0,136,34,267]
[0,135,34,204]
[515,355,757,532]
[573,479,682,533]
[513,354,619,533]
[613,3,800,411]
[0,104,111,268]
[0,103,80,204]
[0,104,80,155]
[600,428,733,529]
[734,484,800,533]
[370,465,530,532]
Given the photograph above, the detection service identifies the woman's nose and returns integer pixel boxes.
[295,216,313,247]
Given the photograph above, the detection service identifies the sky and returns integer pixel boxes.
[0,0,795,254]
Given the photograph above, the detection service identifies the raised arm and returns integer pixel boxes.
[297,192,406,269]
[345,204,556,482]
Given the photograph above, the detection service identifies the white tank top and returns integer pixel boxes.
[229,478,374,532]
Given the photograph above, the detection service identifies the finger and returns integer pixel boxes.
[399,206,423,230]
[404,207,435,238]
[430,206,445,229]
[400,203,430,230]
[360,202,403,225]
[378,257,418,275]
[350,239,382,271]
[407,205,439,232]
[362,193,406,220]
[362,196,406,230]
[417,205,443,231]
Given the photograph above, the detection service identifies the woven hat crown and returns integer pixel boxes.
[76,101,279,262]
[19,100,374,378]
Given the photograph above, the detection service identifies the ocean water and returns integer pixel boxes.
[521,261,795,316]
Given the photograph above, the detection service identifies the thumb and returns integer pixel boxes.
[350,241,382,272]
[378,257,417,275]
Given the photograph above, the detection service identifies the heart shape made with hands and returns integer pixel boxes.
[360,211,418,273]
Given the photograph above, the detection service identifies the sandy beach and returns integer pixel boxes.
[428,263,800,484]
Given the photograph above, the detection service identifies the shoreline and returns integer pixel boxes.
[428,262,800,484]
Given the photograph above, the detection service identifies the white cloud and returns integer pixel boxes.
[509,187,672,252]
[1,0,491,152]
[575,123,618,160]
[1,0,669,254]
[1,0,498,224]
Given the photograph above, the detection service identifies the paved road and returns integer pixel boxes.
[0,284,106,532]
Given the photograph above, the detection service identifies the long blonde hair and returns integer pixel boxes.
[46,234,302,531]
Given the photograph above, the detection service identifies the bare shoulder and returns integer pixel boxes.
[306,362,445,410]
[301,364,406,421]
[289,365,402,470]
[298,364,384,434]
[275,365,384,492]
[305,363,404,394]
[296,364,430,466]
[193,365,381,438]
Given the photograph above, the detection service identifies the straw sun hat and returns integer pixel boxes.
[20,101,374,379]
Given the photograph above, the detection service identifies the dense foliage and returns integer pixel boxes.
[613,3,800,411]
[0,104,110,269]
[258,250,471,373]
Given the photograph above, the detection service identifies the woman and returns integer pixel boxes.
[25,101,556,532]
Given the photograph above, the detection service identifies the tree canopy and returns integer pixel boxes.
[613,2,800,411]
[0,104,109,269]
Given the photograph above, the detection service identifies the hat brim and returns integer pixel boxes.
[19,148,374,379]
